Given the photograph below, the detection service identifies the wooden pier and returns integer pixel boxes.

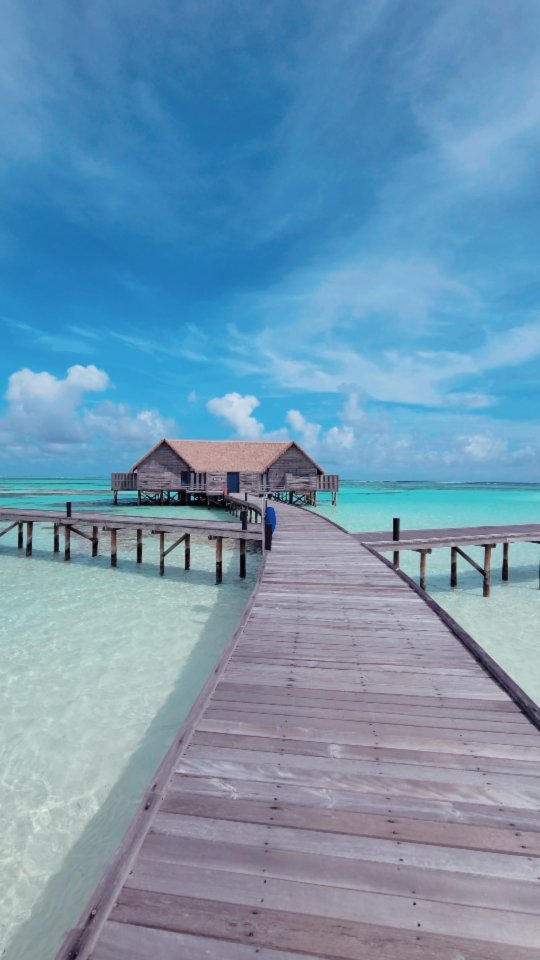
[56,500,540,960]
[357,521,540,596]
[0,506,262,583]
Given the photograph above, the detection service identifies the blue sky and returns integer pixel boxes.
[1,0,540,479]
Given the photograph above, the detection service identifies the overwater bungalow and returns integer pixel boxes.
[111,438,339,505]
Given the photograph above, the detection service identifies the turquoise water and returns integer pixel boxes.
[0,480,259,960]
[314,482,540,704]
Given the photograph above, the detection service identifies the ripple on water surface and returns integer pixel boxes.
[0,519,259,960]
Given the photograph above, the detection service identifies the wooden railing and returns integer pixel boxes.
[111,473,137,491]
[318,474,339,491]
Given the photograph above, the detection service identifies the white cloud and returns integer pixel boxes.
[207,392,264,439]
[285,409,321,448]
[0,364,176,459]
[84,402,175,444]
[1,364,109,445]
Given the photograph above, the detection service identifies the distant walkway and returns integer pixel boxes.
[59,501,540,960]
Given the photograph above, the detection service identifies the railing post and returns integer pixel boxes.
[392,517,400,568]
[239,539,246,578]
[264,523,273,551]
[66,501,72,518]
[241,509,248,531]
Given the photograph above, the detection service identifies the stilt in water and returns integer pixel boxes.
[216,537,223,584]
[26,521,33,557]
[502,542,509,581]
[451,547,457,588]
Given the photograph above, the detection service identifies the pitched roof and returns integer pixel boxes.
[131,439,324,474]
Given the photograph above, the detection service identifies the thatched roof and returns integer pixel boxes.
[131,439,324,474]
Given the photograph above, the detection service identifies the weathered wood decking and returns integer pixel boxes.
[356,522,540,551]
[59,501,540,960]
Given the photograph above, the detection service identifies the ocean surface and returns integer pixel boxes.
[0,479,259,960]
[1,477,539,958]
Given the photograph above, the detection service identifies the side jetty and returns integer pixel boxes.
[57,498,540,960]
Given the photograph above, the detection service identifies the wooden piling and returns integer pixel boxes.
[26,521,33,557]
[185,533,190,570]
[451,546,457,587]
[53,523,59,553]
[419,550,427,590]
[64,525,71,561]
[159,532,165,576]
[239,539,246,579]
[216,536,223,584]
[18,521,23,549]
[92,526,98,557]
[111,529,118,568]
[502,542,509,581]
[392,517,400,568]
[136,528,143,564]
[483,545,492,598]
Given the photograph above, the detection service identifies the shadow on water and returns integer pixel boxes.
[2,559,257,960]
[0,536,260,588]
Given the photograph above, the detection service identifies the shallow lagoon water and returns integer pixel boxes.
[0,481,258,959]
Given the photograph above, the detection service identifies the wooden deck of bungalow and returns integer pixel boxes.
[57,500,540,960]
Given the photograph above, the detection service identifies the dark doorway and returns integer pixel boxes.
[227,472,240,493]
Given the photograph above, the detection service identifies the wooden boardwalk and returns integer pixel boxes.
[356,522,540,551]
[59,501,540,960]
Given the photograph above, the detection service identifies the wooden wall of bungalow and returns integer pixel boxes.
[132,441,321,493]
[267,444,319,490]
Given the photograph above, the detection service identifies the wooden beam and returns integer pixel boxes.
[25,521,33,557]
[0,521,18,539]
[162,533,186,559]
[53,523,59,553]
[136,528,142,564]
[454,545,487,577]
[18,521,23,549]
[216,536,223,584]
